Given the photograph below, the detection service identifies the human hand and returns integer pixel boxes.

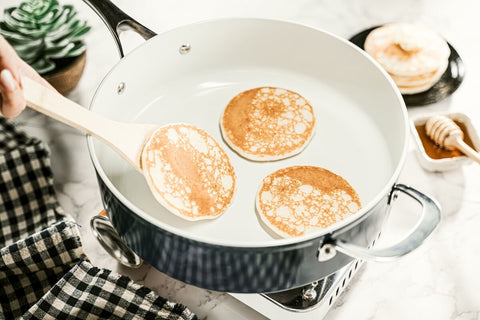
[0,35,53,118]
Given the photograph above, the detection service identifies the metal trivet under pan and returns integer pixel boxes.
[231,259,364,319]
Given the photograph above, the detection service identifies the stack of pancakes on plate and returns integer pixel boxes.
[365,23,450,95]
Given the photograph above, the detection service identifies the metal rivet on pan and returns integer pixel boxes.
[317,243,337,262]
[302,281,319,302]
[392,192,399,201]
[117,82,126,95]
[179,44,191,54]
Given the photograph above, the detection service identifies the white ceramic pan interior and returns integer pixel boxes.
[88,19,408,246]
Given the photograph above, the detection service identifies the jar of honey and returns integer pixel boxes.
[411,112,480,171]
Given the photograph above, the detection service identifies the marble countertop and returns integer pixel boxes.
[4,0,480,319]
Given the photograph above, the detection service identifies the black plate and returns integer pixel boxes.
[349,26,465,107]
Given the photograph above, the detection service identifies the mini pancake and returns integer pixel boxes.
[395,58,449,94]
[364,23,450,77]
[389,57,448,87]
[221,87,315,161]
[141,123,236,221]
[397,79,440,95]
[256,166,361,238]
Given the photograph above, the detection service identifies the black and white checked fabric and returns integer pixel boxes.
[23,260,195,320]
[0,221,83,318]
[0,118,66,246]
[0,117,197,320]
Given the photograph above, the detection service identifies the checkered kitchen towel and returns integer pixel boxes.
[0,117,197,320]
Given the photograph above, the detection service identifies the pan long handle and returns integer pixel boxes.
[318,184,441,262]
[82,0,156,57]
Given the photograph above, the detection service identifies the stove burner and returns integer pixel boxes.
[262,259,363,312]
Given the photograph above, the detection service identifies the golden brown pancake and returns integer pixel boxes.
[221,87,315,161]
[364,23,450,77]
[141,123,236,221]
[256,166,361,238]
[389,58,448,88]
[397,79,440,95]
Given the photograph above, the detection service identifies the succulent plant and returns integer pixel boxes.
[0,0,90,74]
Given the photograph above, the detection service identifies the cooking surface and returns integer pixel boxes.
[88,19,405,244]
[8,0,480,319]
[94,67,394,244]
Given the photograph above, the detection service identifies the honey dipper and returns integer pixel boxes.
[425,115,480,164]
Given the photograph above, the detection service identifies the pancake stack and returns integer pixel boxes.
[256,166,361,238]
[364,23,450,95]
[141,123,236,221]
[221,87,315,161]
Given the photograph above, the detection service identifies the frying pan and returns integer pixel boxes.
[84,0,441,293]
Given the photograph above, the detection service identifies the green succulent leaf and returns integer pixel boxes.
[67,24,90,42]
[43,42,75,58]
[0,0,90,75]
[12,41,44,62]
[0,25,30,42]
[32,59,56,74]
[63,42,86,57]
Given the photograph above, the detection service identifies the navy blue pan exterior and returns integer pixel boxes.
[97,173,389,293]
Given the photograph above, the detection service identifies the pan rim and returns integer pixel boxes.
[86,17,408,248]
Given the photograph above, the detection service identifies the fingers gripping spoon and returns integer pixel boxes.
[23,78,236,220]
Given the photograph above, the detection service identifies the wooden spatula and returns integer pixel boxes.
[23,77,157,172]
[23,77,237,221]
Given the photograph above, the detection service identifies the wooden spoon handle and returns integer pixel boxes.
[23,77,119,139]
[452,137,480,164]
[22,77,153,172]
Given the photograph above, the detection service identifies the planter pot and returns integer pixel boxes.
[43,51,87,95]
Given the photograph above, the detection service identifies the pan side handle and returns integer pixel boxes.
[91,212,143,268]
[82,0,157,57]
[318,184,441,262]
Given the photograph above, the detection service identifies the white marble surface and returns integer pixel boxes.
[4,0,480,319]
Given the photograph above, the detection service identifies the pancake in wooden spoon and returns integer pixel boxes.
[256,166,361,238]
[221,87,315,161]
[141,123,236,221]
